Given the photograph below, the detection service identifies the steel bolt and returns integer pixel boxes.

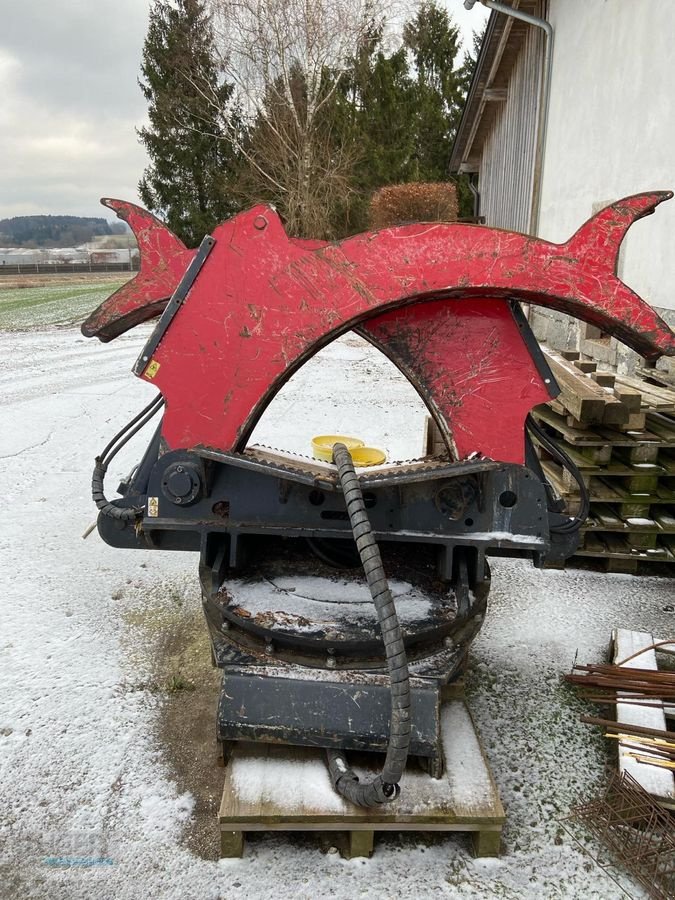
[326,656,336,669]
[253,215,268,231]
[221,621,230,632]
[265,641,274,655]
[443,636,453,648]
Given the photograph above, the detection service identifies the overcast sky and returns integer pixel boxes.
[0,1,488,222]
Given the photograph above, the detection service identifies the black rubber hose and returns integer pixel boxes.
[99,394,163,465]
[525,413,590,532]
[92,458,142,520]
[325,442,411,807]
[92,395,164,521]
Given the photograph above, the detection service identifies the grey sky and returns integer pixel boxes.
[0,0,487,222]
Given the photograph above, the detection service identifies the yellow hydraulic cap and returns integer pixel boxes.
[311,435,386,467]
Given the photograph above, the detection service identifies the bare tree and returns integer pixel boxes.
[208,0,394,237]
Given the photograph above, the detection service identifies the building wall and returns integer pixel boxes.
[479,24,544,232]
[539,0,675,316]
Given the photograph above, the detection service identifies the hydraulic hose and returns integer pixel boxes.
[525,413,590,533]
[326,442,411,807]
[92,395,164,521]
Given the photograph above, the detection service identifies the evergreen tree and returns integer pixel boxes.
[355,46,416,188]
[329,4,472,233]
[138,0,240,246]
[327,26,417,234]
[458,22,487,94]
[402,1,464,182]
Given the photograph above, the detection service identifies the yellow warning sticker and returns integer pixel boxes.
[144,359,161,380]
[148,497,159,517]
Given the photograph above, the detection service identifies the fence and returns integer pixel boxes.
[0,262,140,276]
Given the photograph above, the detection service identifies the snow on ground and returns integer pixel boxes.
[248,330,429,461]
[1,319,673,899]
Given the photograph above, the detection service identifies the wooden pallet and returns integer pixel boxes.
[532,353,675,572]
[548,350,675,425]
[218,700,504,859]
[538,458,675,572]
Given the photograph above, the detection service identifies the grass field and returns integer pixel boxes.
[0,276,127,331]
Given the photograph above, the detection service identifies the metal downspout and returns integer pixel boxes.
[468,175,481,221]
[464,0,553,236]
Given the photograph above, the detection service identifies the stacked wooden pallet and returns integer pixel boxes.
[532,350,675,573]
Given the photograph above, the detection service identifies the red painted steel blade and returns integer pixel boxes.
[83,192,675,359]
[82,193,675,462]
[81,199,194,341]
[358,300,552,463]
[128,196,674,456]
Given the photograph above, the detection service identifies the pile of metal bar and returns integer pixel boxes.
[566,662,675,704]
[565,660,675,770]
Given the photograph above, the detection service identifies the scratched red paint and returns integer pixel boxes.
[359,300,551,463]
[82,192,675,462]
[81,199,193,341]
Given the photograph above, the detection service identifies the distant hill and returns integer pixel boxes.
[0,215,127,248]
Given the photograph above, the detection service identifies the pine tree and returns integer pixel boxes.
[138,0,240,246]
[327,3,474,234]
[327,26,417,234]
[402,1,464,182]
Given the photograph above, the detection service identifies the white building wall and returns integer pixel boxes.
[539,0,675,313]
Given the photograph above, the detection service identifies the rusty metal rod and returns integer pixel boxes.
[567,679,671,688]
[568,676,675,688]
[581,696,668,709]
[569,665,675,680]
[572,686,675,698]
[568,683,675,698]
[614,639,675,666]
[580,715,675,740]
[570,673,675,685]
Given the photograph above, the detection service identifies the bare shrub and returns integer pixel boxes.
[369,182,458,229]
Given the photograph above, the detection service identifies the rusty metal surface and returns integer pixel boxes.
[215,553,461,648]
[82,193,675,463]
[568,770,675,900]
[213,444,502,486]
[202,538,490,671]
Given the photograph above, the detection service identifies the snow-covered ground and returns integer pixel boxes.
[1,320,673,899]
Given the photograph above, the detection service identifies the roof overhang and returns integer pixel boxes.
[450,1,541,173]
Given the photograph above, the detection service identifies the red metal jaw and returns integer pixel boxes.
[83,193,675,465]
[83,199,194,340]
